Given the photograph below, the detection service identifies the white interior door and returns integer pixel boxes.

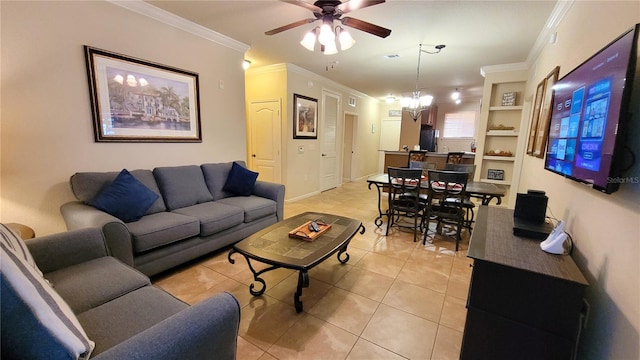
[249,100,281,183]
[320,91,340,191]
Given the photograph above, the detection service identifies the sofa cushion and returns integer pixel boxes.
[223,162,259,196]
[77,286,187,357]
[1,242,95,360]
[218,196,277,223]
[153,165,214,211]
[91,169,160,223]
[126,212,200,253]
[202,161,247,200]
[172,202,244,237]
[71,170,167,215]
[44,257,150,314]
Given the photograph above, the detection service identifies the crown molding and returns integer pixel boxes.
[480,62,529,77]
[285,63,374,100]
[479,1,573,78]
[526,0,574,65]
[107,0,249,53]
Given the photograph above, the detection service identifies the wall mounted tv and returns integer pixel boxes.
[544,24,639,194]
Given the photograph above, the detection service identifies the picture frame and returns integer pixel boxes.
[487,169,505,181]
[388,109,402,117]
[84,46,201,142]
[527,78,546,154]
[293,93,318,139]
[532,66,560,158]
[348,96,356,107]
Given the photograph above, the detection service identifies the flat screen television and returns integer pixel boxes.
[544,24,639,194]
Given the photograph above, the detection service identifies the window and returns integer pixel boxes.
[442,111,476,138]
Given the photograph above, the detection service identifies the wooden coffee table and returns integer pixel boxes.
[228,212,364,312]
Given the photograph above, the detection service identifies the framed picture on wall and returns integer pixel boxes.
[532,66,560,158]
[84,46,201,142]
[527,78,546,155]
[293,93,318,139]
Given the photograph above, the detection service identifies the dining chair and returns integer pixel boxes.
[408,150,436,176]
[423,170,468,251]
[386,167,425,242]
[444,163,477,231]
[446,152,466,164]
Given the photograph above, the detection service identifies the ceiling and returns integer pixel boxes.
[146,0,558,104]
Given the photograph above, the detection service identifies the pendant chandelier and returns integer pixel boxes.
[401,44,445,121]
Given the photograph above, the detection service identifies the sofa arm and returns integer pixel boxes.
[26,228,108,273]
[253,181,285,221]
[60,201,135,266]
[93,292,241,360]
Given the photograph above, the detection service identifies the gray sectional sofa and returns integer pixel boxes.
[61,161,285,276]
[1,225,240,359]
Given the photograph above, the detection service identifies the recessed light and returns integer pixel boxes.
[384,54,400,59]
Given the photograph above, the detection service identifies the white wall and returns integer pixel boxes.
[1,1,248,235]
[520,2,639,358]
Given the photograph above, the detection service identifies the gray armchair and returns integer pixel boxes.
[2,226,240,359]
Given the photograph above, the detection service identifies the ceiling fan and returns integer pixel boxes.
[265,0,391,39]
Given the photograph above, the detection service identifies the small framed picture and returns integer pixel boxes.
[388,109,402,117]
[487,169,505,180]
[293,93,318,139]
[501,92,516,106]
[348,96,356,107]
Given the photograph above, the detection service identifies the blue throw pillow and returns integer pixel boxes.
[91,169,159,222]
[223,162,259,196]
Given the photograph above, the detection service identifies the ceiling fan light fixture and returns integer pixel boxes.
[300,28,317,51]
[323,38,338,55]
[318,23,334,46]
[337,27,355,50]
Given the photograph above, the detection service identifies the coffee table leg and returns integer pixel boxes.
[337,225,364,264]
[228,248,280,296]
[294,270,309,313]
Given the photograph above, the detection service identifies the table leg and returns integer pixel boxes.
[480,195,502,206]
[368,182,389,227]
[294,270,309,313]
[228,248,281,296]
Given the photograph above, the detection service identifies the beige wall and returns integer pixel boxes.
[1,1,248,235]
[520,2,639,358]
[246,64,381,201]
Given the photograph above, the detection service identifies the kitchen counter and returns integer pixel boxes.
[382,150,475,171]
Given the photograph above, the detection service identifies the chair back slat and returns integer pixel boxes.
[444,163,476,180]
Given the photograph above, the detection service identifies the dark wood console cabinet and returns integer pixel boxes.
[461,206,588,360]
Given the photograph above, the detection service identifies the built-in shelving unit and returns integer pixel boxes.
[474,65,530,207]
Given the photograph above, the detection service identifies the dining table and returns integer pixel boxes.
[366,173,507,227]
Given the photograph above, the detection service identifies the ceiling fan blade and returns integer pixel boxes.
[281,0,322,13]
[337,0,385,14]
[340,17,391,38]
[265,18,318,36]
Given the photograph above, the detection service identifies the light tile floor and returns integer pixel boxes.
[154,179,473,360]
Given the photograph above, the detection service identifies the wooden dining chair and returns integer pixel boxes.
[424,170,468,251]
[446,152,466,164]
[386,167,425,242]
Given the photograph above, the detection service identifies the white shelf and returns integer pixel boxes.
[486,130,518,137]
[483,156,515,162]
[480,178,511,185]
[489,105,523,111]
